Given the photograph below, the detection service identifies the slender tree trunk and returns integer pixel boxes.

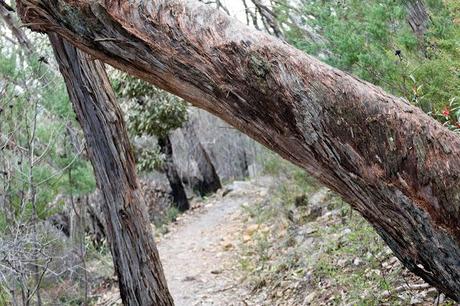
[0,5,32,53]
[27,96,42,306]
[238,135,250,179]
[48,33,174,306]
[79,197,89,304]
[17,0,460,301]
[68,193,88,303]
[158,135,190,212]
[182,120,221,195]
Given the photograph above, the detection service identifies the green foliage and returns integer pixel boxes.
[126,96,188,138]
[60,161,96,196]
[281,0,460,129]
[136,146,165,172]
[40,81,72,117]
[0,49,17,78]
[112,72,188,171]
[0,283,10,305]
[0,35,95,224]
[113,73,188,138]
[153,206,180,235]
[261,151,292,176]
[239,156,449,304]
[261,152,319,191]
[166,206,180,223]
[0,22,98,306]
[435,97,460,131]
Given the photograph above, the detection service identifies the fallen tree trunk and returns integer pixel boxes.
[18,0,460,300]
[48,34,173,305]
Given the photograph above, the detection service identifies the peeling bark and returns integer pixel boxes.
[48,33,173,306]
[18,0,460,300]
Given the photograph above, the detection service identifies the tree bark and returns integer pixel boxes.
[405,0,430,40]
[158,134,190,212]
[182,120,222,195]
[17,0,460,301]
[48,33,173,306]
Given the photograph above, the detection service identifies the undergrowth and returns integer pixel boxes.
[238,157,452,305]
[154,206,181,235]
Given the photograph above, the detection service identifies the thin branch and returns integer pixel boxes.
[0,0,14,12]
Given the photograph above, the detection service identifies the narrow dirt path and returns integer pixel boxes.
[157,178,269,306]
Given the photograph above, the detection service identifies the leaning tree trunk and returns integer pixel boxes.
[48,34,173,306]
[18,0,460,301]
[158,135,190,212]
[182,120,222,195]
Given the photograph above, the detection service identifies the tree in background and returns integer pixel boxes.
[0,7,96,304]
[114,74,190,211]
[115,73,224,209]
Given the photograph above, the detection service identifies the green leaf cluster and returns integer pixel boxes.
[136,146,166,172]
[113,73,188,138]
[281,0,459,127]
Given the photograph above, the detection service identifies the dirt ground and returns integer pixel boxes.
[158,179,270,306]
[95,178,270,306]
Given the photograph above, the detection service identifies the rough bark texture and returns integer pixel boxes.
[18,0,460,301]
[48,33,173,306]
[158,135,190,212]
[405,0,430,40]
[182,120,222,195]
